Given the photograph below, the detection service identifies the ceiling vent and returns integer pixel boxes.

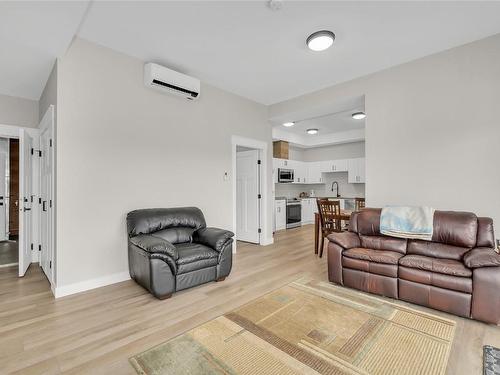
[144,63,200,100]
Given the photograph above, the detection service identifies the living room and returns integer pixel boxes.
[1,1,500,374]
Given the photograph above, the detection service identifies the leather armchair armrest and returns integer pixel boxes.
[193,227,234,252]
[130,234,178,261]
[327,231,360,249]
[463,247,500,269]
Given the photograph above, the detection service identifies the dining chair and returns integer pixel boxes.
[316,198,342,258]
[355,197,366,211]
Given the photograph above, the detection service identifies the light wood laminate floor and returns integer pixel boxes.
[0,225,499,374]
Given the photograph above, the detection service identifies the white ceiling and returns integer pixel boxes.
[278,109,365,137]
[0,1,89,100]
[2,1,500,104]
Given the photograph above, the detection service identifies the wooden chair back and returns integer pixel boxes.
[355,198,365,211]
[316,199,342,233]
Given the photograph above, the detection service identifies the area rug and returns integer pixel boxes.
[130,278,456,375]
[484,346,500,375]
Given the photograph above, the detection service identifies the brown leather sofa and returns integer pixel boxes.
[327,208,500,324]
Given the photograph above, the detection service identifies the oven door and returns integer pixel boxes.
[286,203,301,228]
[278,169,294,183]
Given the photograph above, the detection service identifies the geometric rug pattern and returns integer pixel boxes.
[130,277,456,375]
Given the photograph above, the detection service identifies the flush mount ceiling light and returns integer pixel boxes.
[282,122,295,127]
[306,30,335,52]
[352,112,366,120]
[306,128,319,135]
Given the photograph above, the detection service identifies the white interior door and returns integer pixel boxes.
[236,150,260,243]
[19,129,33,276]
[0,153,6,241]
[39,106,54,283]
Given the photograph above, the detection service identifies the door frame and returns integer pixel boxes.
[235,149,261,244]
[38,105,55,286]
[0,123,40,269]
[231,136,272,251]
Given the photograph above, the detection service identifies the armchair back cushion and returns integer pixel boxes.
[127,207,206,244]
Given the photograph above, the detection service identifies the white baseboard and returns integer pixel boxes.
[53,271,130,298]
[261,237,274,246]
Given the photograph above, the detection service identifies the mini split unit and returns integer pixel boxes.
[144,63,200,100]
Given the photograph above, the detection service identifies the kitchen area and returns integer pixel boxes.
[270,98,366,233]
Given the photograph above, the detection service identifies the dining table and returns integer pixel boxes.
[314,210,352,255]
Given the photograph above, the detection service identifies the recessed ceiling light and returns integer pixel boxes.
[306,30,335,52]
[282,122,295,127]
[352,112,366,120]
[306,128,318,135]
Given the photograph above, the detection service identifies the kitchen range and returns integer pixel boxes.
[274,195,361,232]
[286,198,301,229]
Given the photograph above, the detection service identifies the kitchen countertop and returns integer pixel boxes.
[275,196,363,200]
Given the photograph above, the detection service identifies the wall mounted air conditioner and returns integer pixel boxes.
[144,63,200,100]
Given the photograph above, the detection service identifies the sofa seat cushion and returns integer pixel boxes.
[399,266,472,294]
[176,243,219,274]
[343,256,398,278]
[343,247,403,265]
[399,255,472,277]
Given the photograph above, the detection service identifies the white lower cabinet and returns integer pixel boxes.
[275,200,286,231]
[301,198,317,224]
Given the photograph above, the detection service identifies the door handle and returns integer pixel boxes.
[43,201,47,212]
[23,207,31,211]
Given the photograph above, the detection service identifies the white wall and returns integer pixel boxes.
[56,38,272,291]
[301,142,365,162]
[39,62,57,121]
[0,94,38,128]
[270,33,500,238]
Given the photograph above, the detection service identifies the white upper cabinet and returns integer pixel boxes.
[348,158,366,183]
[321,159,348,173]
[307,161,323,184]
[272,157,365,184]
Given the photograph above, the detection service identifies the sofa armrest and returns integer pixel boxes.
[463,247,500,269]
[130,234,178,260]
[327,231,360,249]
[193,227,234,252]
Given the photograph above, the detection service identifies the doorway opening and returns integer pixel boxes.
[232,136,270,250]
[236,145,262,244]
[0,138,19,268]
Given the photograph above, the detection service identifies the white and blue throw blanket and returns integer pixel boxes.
[380,206,435,241]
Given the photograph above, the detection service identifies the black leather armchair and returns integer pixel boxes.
[127,207,234,299]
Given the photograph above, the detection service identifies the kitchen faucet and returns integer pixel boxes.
[331,181,340,197]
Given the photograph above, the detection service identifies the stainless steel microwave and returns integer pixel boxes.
[278,168,294,183]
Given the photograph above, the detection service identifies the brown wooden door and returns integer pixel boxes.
[9,139,19,238]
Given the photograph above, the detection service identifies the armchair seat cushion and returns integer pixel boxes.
[343,247,403,265]
[176,243,219,274]
[399,255,472,277]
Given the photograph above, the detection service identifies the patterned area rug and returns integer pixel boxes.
[130,278,456,375]
[484,346,500,375]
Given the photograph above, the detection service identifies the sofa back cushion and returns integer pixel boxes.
[127,207,206,241]
[355,208,382,236]
[407,240,470,260]
[360,235,407,254]
[431,211,478,248]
